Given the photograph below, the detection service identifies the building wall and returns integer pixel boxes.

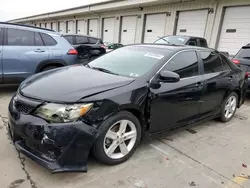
[211,0,250,49]
[19,0,250,50]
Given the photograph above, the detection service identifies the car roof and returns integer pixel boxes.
[160,35,206,39]
[0,22,56,34]
[63,34,101,40]
[129,44,212,52]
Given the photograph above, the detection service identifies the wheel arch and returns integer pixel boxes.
[233,89,241,108]
[35,59,67,73]
[117,105,148,138]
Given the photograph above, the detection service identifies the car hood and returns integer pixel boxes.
[20,66,134,103]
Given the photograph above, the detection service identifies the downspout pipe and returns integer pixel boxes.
[88,5,101,37]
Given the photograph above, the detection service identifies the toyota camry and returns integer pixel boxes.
[8,44,247,173]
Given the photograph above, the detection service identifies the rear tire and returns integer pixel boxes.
[92,111,141,165]
[41,65,60,72]
[220,92,238,122]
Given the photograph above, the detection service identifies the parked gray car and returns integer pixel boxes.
[0,22,78,84]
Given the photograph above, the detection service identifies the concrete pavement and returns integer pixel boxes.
[1,87,250,188]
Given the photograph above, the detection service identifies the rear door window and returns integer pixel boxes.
[64,36,74,45]
[76,36,88,44]
[0,28,3,45]
[163,51,199,78]
[40,33,57,46]
[88,37,98,44]
[35,33,44,46]
[220,56,231,71]
[6,28,35,46]
[199,39,207,47]
[200,51,223,74]
[186,38,198,46]
[220,54,234,70]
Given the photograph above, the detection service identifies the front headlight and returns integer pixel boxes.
[34,103,93,123]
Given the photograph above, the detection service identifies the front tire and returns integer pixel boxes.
[92,111,141,165]
[220,92,238,122]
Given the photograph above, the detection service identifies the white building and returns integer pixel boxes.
[8,0,250,55]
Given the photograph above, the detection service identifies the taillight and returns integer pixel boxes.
[67,49,78,55]
[232,59,240,65]
[245,72,249,79]
[100,44,107,49]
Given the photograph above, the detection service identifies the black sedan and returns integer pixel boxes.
[8,44,247,173]
[63,34,106,64]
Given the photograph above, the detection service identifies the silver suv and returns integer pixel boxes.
[0,22,78,84]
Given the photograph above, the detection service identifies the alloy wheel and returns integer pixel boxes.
[103,120,137,159]
[224,96,237,119]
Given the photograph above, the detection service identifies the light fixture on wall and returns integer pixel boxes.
[208,8,214,14]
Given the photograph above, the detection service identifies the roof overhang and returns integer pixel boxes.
[9,0,192,23]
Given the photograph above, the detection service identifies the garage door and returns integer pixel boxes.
[144,14,167,43]
[89,19,98,37]
[52,22,57,31]
[77,20,86,35]
[67,21,74,34]
[121,16,137,45]
[218,6,250,55]
[59,22,66,34]
[46,23,52,29]
[103,18,115,42]
[41,23,46,28]
[176,9,208,37]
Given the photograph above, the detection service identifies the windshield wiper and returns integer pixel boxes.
[91,66,119,75]
[85,63,91,68]
[158,36,170,44]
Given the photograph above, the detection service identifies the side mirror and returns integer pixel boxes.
[159,70,180,83]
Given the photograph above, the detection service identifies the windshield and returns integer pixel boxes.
[104,42,111,46]
[154,36,188,45]
[235,47,250,58]
[88,46,168,77]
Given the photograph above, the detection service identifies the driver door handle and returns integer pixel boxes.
[228,76,233,81]
[34,49,45,53]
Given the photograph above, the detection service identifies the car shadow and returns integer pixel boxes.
[0,85,18,94]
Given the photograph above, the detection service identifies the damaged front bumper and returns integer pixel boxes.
[8,96,100,173]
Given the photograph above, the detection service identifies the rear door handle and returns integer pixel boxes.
[34,49,45,53]
[195,82,203,88]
